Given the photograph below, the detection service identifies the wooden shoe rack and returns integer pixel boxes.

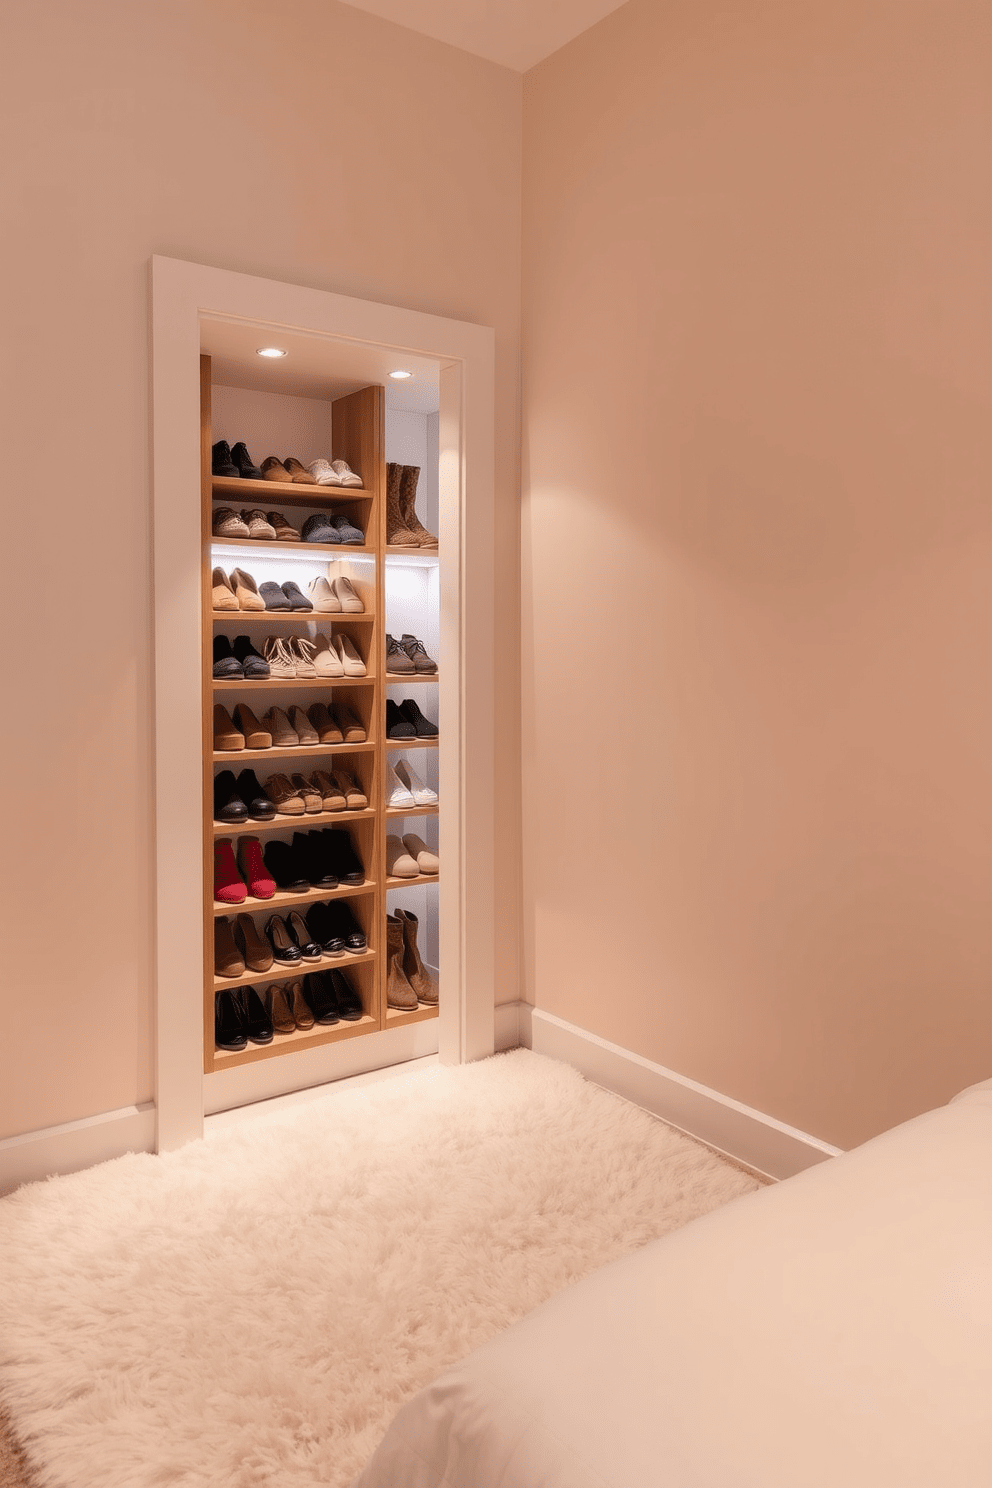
[200,355,439,1071]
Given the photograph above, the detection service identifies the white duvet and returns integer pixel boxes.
[353,1085,992,1487]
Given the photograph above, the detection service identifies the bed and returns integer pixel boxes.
[352,1079,992,1487]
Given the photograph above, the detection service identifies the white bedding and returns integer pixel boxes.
[353,1086,992,1487]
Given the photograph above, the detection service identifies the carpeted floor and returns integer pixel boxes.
[0,1050,762,1488]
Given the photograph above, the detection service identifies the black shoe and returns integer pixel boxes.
[328,512,365,544]
[386,699,416,739]
[212,634,243,679]
[232,635,270,679]
[265,914,304,966]
[212,440,239,478]
[241,986,274,1044]
[322,899,367,953]
[295,831,339,889]
[213,770,248,823]
[400,698,439,738]
[305,901,346,955]
[329,968,364,1020]
[230,441,264,481]
[286,910,322,960]
[280,581,313,612]
[234,769,277,821]
[303,970,341,1025]
[263,839,311,893]
[215,989,247,1049]
[322,828,365,886]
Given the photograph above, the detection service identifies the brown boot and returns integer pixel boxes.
[386,914,418,1008]
[398,465,438,547]
[386,462,418,545]
[397,908,438,1004]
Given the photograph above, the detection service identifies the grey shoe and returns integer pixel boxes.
[400,634,437,673]
[386,634,416,674]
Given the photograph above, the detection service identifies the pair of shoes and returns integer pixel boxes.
[385,759,437,808]
[386,832,438,878]
[262,635,316,678]
[306,899,368,955]
[301,512,365,545]
[265,767,366,815]
[386,910,438,1007]
[386,464,437,546]
[259,455,313,484]
[264,828,365,892]
[264,633,366,678]
[214,912,274,977]
[307,700,367,744]
[212,441,263,481]
[212,508,302,542]
[309,573,364,612]
[215,837,276,903]
[213,566,264,612]
[267,979,314,1033]
[385,698,438,739]
[265,910,323,965]
[213,702,271,750]
[214,986,273,1048]
[307,458,363,488]
[213,700,366,751]
[303,968,364,1023]
[214,768,277,822]
[385,633,437,675]
[213,635,270,679]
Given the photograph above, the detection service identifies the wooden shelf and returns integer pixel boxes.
[212,609,373,623]
[212,475,371,505]
[214,675,372,690]
[385,545,438,557]
[210,538,374,556]
[385,872,440,889]
[213,880,376,917]
[385,672,439,684]
[213,741,375,762]
[212,807,375,837]
[385,736,439,749]
[211,1012,379,1068]
[213,947,376,993]
[385,1002,439,1027]
[385,803,438,818]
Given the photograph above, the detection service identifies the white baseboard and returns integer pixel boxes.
[0,1103,156,1197]
[513,1005,842,1181]
[494,999,521,1052]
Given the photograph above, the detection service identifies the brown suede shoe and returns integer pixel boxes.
[385,462,418,544]
[398,465,438,547]
[307,702,344,744]
[386,914,418,1008]
[331,703,367,742]
[311,769,346,811]
[264,982,297,1035]
[284,978,315,1029]
[262,706,298,748]
[214,916,246,978]
[261,455,293,482]
[290,772,323,813]
[266,510,301,541]
[233,703,271,749]
[332,768,367,810]
[263,773,306,815]
[284,456,314,484]
[213,704,245,751]
[397,907,438,1003]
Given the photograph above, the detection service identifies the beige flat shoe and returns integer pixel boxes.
[386,833,419,878]
[313,632,344,677]
[308,576,342,612]
[330,575,364,613]
[213,704,245,751]
[402,831,438,875]
[330,458,363,487]
[230,568,266,612]
[288,636,318,678]
[233,703,271,749]
[262,636,296,679]
[212,567,239,611]
[334,632,367,677]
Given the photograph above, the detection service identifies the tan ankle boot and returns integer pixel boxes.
[397,908,438,1004]
[398,465,437,547]
[386,462,418,545]
[386,914,418,1008]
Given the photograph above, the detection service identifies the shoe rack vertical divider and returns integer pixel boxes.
[200,358,436,1073]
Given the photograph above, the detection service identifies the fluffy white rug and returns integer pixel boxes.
[0,1050,759,1487]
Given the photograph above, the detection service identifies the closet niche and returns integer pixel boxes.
[201,355,441,1072]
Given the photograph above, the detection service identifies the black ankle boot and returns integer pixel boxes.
[212,440,239,477]
[230,441,264,480]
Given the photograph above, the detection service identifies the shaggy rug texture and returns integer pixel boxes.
[0,1050,761,1487]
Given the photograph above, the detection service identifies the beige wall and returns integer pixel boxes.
[521,0,991,1149]
[0,0,522,1139]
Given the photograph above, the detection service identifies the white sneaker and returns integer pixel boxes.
[307,458,342,486]
[386,764,416,809]
[308,575,341,612]
[331,575,364,613]
[395,759,437,805]
[312,633,344,677]
[333,632,367,676]
[330,459,363,487]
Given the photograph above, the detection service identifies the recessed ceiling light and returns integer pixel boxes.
[256,347,288,358]
[389,369,413,379]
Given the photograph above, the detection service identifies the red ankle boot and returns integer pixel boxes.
[214,839,247,904]
[237,836,276,900]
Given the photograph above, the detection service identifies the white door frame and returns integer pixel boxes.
[150,255,495,1152]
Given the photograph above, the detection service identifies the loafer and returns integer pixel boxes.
[303,970,341,1024]
[283,456,314,484]
[262,706,298,747]
[211,441,239,478]
[290,771,322,811]
[213,704,244,752]
[322,827,364,885]
[308,575,341,611]
[264,982,297,1035]
[395,759,437,805]
[261,455,293,482]
[233,911,274,973]
[400,634,437,673]
[386,699,416,739]
[286,910,322,960]
[215,989,247,1049]
[263,772,306,816]
[284,978,314,1029]
[232,636,270,679]
[241,986,274,1044]
[240,508,277,540]
[331,768,367,810]
[307,458,342,486]
[300,513,341,545]
[262,636,297,679]
[385,634,416,674]
[233,768,277,820]
[263,839,311,893]
[329,967,364,1019]
[386,833,418,878]
[212,567,239,612]
[233,703,271,749]
[333,632,366,676]
[213,768,248,822]
[386,762,416,809]
[214,917,246,978]
[307,702,343,744]
[306,901,346,956]
[267,511,301,542]
[311,769,346,811]
[399,698,439,737]
[295,830,339,888]
[331,574,364,612]
[265,914,304,966]
[331,703,366,742]
[212,507,250,539]
[281,580,313,611]
[313,632,344,677]
[258,580,292,611]
[230,568,265,612]
[328,512,365,544]
[212,634,243,679]
[236,836,276,899]
[215,839,248,902]
[403,830,438,875]
[330,459,363,487]
[289,707,318,746]
[230,442,263,480]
